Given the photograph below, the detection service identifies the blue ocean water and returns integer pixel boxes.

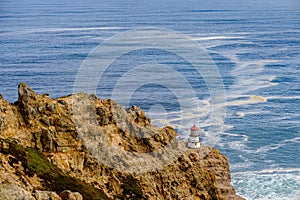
[1,0,300,199]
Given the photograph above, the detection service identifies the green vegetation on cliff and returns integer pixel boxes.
[0,138,109,200]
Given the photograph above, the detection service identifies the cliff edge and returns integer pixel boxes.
[0,83,244,200]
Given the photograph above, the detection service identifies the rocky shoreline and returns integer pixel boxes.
[0,83,244,200]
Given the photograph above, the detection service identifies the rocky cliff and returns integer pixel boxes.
[0,83,244,200]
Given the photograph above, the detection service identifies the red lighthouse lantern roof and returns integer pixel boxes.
[190,124,199,131]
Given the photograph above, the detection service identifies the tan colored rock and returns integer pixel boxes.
[59,190,82,200]
[0,83,244,200]
[0,94,32,147]
[1,184,35,200]
[35,190,61,200]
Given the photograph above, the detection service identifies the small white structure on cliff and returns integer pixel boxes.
[187,124,203,149]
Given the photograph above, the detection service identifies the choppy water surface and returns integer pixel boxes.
[1,0,299,199]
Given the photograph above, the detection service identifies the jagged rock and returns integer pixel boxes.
[1,183,35,200]
[0,114,7,130]
[0,83,244,200]
[59,190,83,200]
[18,82,36,101]
[35,190,61,200]
[41,128,54,152]
[126,105,151,127]
[0,93,32,146]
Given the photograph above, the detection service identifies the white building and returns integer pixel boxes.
[187,124,203,149]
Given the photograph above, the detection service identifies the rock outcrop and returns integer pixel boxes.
[0,83,244,200]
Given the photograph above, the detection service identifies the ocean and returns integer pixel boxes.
[1,0,300,199]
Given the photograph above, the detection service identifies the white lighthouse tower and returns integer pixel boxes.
[187,124,202,149]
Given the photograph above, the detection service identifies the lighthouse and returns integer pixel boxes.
[187,124,202,149]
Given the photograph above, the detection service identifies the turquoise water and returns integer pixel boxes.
[1,0,300,199]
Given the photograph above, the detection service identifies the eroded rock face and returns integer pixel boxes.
[59,190,83,200]
[35,190,61,200]
[0,83,244,200]
[1,184,35,200]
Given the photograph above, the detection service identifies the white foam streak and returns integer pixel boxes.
[267,96,300,100]
[250,137,300,154]
[193,36,245,41]
[234,168,300,175]
[221,132,248,140]
[233,110,267,117]
[214,46,280,98]
[228,95,267,106]
[201,40,253,49]
[4,27,124,35]
[211,95,267,111]
[228,58,279,97]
